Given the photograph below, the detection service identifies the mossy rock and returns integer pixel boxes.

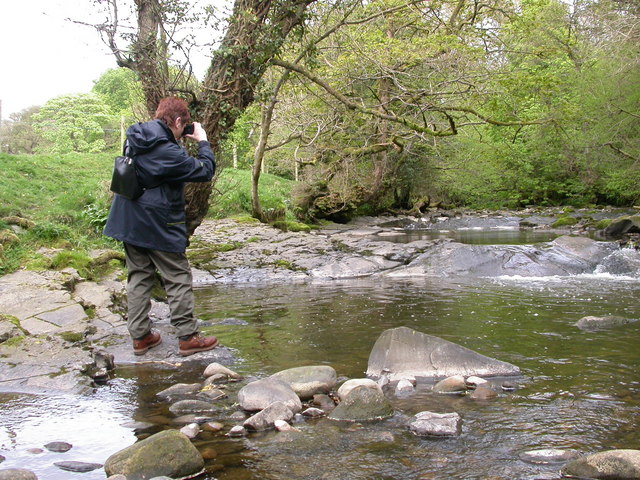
[0,231,20,245]
[551,216,579,228]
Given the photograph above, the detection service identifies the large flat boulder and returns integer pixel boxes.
[366,327,520,381]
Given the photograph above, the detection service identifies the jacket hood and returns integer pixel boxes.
[126,119,176,155]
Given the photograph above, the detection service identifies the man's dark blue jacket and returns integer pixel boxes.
[104,119,215,253]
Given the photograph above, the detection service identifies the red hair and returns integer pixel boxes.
[154,97,191,126]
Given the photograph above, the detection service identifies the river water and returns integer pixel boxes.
[0,231,639,479]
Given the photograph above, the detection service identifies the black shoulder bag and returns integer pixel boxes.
[110,141,144,200]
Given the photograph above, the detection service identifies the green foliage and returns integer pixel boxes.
[209,168,296,220]
[32,93,116,154]
[92,68,145,116]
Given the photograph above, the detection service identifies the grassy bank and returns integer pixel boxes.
[0,153,295,275]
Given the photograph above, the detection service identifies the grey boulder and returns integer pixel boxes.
[270,365,337,399]
[408,411,461,437]
[367,327,520,381]
[237,378,302,413]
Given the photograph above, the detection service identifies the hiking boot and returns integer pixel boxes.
[133,330,162,356]
[178,334,219,357]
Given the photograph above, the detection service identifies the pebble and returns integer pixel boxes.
[227,425,247,437]
[44,441,72,453]
[54,461,103,472]
[179,423,200,439]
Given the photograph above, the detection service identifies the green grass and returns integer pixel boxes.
[0,153,298,275]
[0,152,122,275]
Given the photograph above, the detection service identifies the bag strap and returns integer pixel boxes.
[123,140,132,158]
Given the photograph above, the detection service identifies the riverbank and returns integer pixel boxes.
[0,207,638,394]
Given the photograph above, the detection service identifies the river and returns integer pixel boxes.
[0,230,639,479]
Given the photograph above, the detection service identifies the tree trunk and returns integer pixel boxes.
[184,0,316,235]
[133,0,169,117]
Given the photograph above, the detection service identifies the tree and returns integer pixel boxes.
[0,106,41,154]
[89,0,318,233]
[92,67,146,119]
[32,94,114,154]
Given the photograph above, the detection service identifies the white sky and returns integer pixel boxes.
[0,0,230,119]
[0,0,116,118]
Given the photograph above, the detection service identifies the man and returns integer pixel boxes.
[104,97,219,356]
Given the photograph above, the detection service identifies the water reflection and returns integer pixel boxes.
[0,273,638,479]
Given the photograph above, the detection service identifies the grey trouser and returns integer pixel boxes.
[124,243,198,339]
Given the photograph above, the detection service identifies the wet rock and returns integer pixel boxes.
[408,411,461,437]
[519,449,579,464]
[202,421,224,432]
[312,394,336,412]
[44,441,72,452]
[270,365,337,399]
[575,315,637,331]
[501,381,517,392]
[384,236,617,278]
[328,385,393,422]
[171,415,215,426]
[395,379,415,394]
[106,475,127,480]
[179,423,200,439]
[203,374,227,386]
[104,430,204,479]
[367,327,520,381]
[596,249,640,276]
[227,426,247,437]
[93,350,115,370]
[157,383,202,399]
[302,407,325,417]
[244,401,294,431]
[237,378,302,413]
[433,375,467,394]
[0,469,38,480]
[274,420,298,432]
[54,461,103,473]
[561,449,640,479]
[203,362,241,380]
[466,376,488,389]
[337,378,382,401]
[168,399,217,415]
[469,385,498,400]
[604,216,640,236]
[197,387,226,401]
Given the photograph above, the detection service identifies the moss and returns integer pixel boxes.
[58,331,85,343]
[595,219,613,230]
[551,216,579,228]
[0,314,22,328]
[3,335,26,347]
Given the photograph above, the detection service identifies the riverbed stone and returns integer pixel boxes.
[519,449,579,464]
[312,394,336,412]
[560,449,640,479]
[271,365,337,399]
[237,378,302,413]
[169,399,217,415]
[328,385,393,422]
[244,401,295,431]
[337,378,382,400]
[54,461,103,473]
[575,315,637,331]
[203,362,241,380]
[0,469,38,480]
[433,375,467,394]
[179,423,200,439]
[104,429,204,479]
[157,383,202,399]
[465,376,488,389]
[366,326,521,381]
[44,441,72,452]
[408,411,461,437]
[469,385,498,400]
